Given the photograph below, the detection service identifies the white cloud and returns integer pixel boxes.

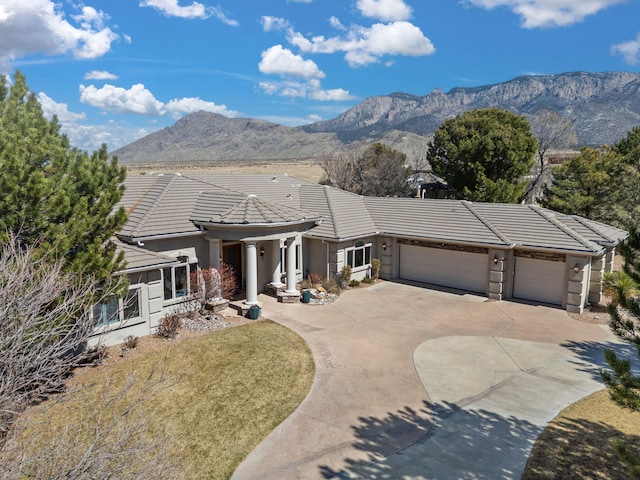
[462,0,626,28]
[357,0,413,21]
[611,33,640,65]
[0,0,118,65]
[79,82,241,120]
[139,0,238,25]
[38,92,86,123]
[258,78,354,101]
[67,122,151,152]
[289,21,435,67]
[329,16,347,30]
[84,70,119,80]
[259,45,325,79]
[262,16,291,32]
[79,83,165,115]
[165,97,240,118]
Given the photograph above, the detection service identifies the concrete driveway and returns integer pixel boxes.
[231,281,633,480]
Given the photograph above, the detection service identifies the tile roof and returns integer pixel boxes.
[118,173,627,254]
[115,240,180,272]
[364,197,509,246]
[467,203,606,253]
[300,185,378,240]
[191,192,319,225]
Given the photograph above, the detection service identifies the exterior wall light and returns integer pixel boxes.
[573,263,580,273]
[260,246,265,257]
[382,242,387,251]
[493,255,499,264]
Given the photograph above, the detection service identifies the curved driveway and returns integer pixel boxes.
[232,281,631,480]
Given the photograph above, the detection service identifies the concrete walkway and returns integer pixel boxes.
[231,281,632,480]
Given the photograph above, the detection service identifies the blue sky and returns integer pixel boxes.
[1,0,639,152]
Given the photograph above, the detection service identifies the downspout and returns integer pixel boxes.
[326,240,330,279]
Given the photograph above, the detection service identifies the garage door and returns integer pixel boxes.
[513,257,565,306]
[399,244,488,293]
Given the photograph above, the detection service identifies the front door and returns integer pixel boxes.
[222,243,243,293]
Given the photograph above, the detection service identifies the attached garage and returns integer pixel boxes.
[399,243,488,293]
[513,256,566,306]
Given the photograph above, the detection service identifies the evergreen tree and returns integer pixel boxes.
[426,108,537,203]
[540,147,618,223]
[0,71,127,292]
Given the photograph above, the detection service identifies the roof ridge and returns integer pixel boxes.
[530,206,602,253]
[461,201,513,246]
[130,175,177,237]
[321,186,340,239]
[568,214,618,242]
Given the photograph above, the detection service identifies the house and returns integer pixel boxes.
[93,172,628,346]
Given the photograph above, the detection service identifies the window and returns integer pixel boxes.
[280,241,301,272]
[163,258,190,301]
[93,295,119,327]
[346,241,372,269]
[94,287,142,327]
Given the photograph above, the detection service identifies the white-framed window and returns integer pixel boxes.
[163,257,196,302]
[93,287,142,327]
[280,241,302,273]
[346,241,372,270]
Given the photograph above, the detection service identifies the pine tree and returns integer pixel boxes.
[0,71,127,292]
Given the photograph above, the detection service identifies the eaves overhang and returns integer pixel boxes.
[304,230,380,242]
[117,230,204,245]
[194,217,322,229]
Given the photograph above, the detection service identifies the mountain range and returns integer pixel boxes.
[113,71,640,165]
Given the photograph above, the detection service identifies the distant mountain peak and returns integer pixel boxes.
[113,71,640,165]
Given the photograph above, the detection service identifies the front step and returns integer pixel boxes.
[277,292,300,304]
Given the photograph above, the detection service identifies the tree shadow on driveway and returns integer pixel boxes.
[319,401,544,479]
[561,339,638,381]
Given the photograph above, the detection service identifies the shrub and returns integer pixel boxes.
[340,265,352,288]
[300,278,313,289]
[322,278,341,296]
[156,313,181,339]
[219,263,239,300]
[123,335,139,349]
[371,258,381,280]
[349,280,360,287]
[309,272,322,285]
[361,276,374,284]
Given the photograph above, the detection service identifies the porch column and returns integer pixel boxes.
[208,239,221,269]
[245,241,259,305]
[271,238,283,286]
[285,236,298,294]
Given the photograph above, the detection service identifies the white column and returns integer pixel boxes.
[208,239,221,269]
[271,238,283,286]
[245,241,259,305]
[285,236,298,294]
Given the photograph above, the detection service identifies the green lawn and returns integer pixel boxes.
[15,320,315,480]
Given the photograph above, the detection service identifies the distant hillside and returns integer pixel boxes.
[113,71,640,164]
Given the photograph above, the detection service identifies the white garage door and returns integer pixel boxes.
[399,244,488,293]
[513,257,566,306]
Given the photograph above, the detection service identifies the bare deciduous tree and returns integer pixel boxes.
[0,238,177,478]
[320,144,412,197]
[1,366,178,479]
[526,110,578,202]
[0,239,99,442]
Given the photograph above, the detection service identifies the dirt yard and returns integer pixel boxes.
[123,159,325,184]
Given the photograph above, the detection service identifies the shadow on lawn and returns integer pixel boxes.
[522,414,640,480]
[319,401,543,479]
